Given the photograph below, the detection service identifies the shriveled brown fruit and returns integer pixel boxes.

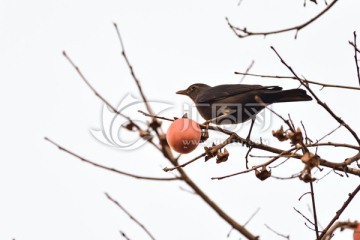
[272,126,288,142]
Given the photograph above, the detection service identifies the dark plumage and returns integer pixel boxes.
[176,83,312,126]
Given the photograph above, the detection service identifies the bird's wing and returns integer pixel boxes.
[196,84,282,103]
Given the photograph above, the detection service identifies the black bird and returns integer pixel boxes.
[176,83,312,140]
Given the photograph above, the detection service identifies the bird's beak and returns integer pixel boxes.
[176,89,188,95]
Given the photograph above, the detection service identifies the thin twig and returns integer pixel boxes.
[105,193,156,240]
[179,186,196,195]
[62,51,140,130]
[269,157,291,169]
[239,60,255,83]
[255,96,295,133]
[212,148,294,180]
[315,170,332,183]
[319,184,360,239]
[271,173,301,180]
[349,41,360,54]
[301,121,312,144]
[163,153,206,172]
[245,147,253,169]
[350,31,360,86]
[271,46,360,146]
[227,207,261,238]
[227,0,338,39]
[138,110,174,122]
[45,137,180,181]
[309,181,320,239]
[234,72,360,90]
[113,23,155,116]
[293,207,314,226]
[244,207,261,227]
[264,224,290,239]
[119,231,131,240]
[317,124,342,142]
[298,192,311,201]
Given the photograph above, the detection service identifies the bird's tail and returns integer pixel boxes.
[261,89,312,103]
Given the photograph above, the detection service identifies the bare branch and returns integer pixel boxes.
[309,181,320,239]
[62,51,140,130]
[227,0,338,39]
[349,41,360,54]
[212,148,294,180]
[321,221,358,240]
[349,31,360,85]
[271,46,360,146]
[45,137,180,181]
[119,231,131,240]
[244,207,261,227]
[317,124,342,142]
[234,71,360,90]
[138,110,174,122]
[110,25,258,240]
[106,193,156,240]
[299,192,311,201]
[264,224,290,239]
[319,184,360,239]
[293,207,314,226]
[113,23,155,116]
[239,60,255,83]
[163,153,206,172]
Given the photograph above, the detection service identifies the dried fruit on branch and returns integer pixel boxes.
[216,148,229,164]
[272,126,288,141]
[301,152,320,168]
[255,166,271,181]
[287,127,303,146]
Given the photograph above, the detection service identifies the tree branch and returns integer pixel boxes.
[45,137,180,181]
[62,51,140,130]
[309,181,319,239]
[350,31,360,85]
[227,0,338,39]
[321,221,358,240]
[234,72,360,91]
[140,112,360,177]
[319,184,360,239]
[106,193,156,240]
[113,23,155,116]
[271,46,360,147]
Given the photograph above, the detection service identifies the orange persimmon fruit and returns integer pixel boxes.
[354,223,360,240]
[166,118,201,154]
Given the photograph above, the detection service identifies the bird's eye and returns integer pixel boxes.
[190,86,195,91]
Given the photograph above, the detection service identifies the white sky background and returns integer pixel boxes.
[1,0,360,239]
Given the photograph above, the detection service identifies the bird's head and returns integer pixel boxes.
[176,83,210,101]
